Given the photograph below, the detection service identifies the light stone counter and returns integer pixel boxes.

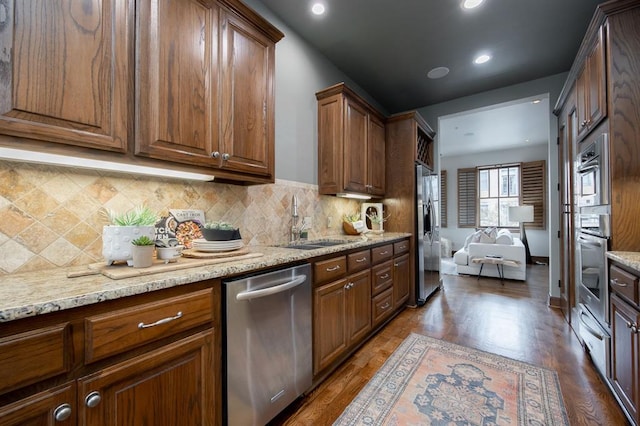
[0,233,410,323]
[607,251,640,272]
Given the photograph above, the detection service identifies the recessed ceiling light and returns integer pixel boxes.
[473,54,491,64]
[532,99,541,104]
[427,67,450,79]
[311,3,325,15]
[462,0,484,9]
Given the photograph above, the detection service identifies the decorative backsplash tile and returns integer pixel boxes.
[0,160,359,275]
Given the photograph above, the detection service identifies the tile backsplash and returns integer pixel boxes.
[0,160,359,275]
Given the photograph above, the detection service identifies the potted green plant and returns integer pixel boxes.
[101,205,159,266]
[343,212,365,235]
[130,236,155,268]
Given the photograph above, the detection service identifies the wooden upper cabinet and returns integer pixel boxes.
[219,9,276,178]
[0,0,130,152]
[135,0,281,182]
[576,25,606,141]
[316,83,386,197]
[135,0,220,167]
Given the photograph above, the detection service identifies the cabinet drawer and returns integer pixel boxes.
[348,250,371,272]
[314,256,347,284]
[372,288,393,327]
[0,323,71,395]
[394,240,409,255]
[85,288,213,363]
[371,260,393,296]
[371,244,393,264]
[610,264,639,305]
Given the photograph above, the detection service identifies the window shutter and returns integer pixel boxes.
[457,168,477,228]
[440,170,447,228]
[521,160,546,229]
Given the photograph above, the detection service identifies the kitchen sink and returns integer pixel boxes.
[279,239,351,250]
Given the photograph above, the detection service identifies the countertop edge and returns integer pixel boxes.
[606,251,640,271]
[0,233,411,323]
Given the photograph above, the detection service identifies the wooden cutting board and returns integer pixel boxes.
[68,252,264,280]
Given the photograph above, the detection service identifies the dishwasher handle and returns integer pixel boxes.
[236,275,307,301]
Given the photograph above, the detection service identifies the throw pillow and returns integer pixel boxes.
[496,228,514,245]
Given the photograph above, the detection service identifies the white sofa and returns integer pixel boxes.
[453,229,526,281]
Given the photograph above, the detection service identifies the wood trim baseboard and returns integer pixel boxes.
[548,295,562,309]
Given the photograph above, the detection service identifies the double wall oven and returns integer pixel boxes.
[575,131,611,378]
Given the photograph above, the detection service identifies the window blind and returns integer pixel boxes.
[457,168,477,228]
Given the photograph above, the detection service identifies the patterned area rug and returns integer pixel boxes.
[334,333,569,425]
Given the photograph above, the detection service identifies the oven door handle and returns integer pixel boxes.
[579,310,605,341]
[577,237,603,248]
[236,275,307,301]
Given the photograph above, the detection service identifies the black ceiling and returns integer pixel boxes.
[256,0,604,113]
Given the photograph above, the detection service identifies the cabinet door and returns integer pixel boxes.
[313,278,348,374]
[343,98,368,193]
[219,10,275,178]
[0,383,75,425]
[367,114,386,196]
[586,26,606,131]
[611,293,639,422]
[0,0,129,152]
[393,253,411,309]
[78,331,214,426]
[345,269,372,346]
[135,0,220,167]
[317,94,344,194]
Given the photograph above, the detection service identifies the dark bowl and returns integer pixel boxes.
[201,228,241,241]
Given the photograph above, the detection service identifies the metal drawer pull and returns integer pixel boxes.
[610,278,627,287]
[326,265,341,272]
[138,311,183,329]
[53,403,72,422]
[85,391,102,408]
[344,282,354,289]
[356,257,367,263]
[379,250,389,255]
[381,302,390,310]
[398,245,406,251]
[380,274,389,279]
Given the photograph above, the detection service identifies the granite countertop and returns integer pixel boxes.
[0,233,410,323]
[607,251,640,272]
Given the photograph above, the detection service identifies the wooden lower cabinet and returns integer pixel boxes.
[393,253,411,309]
[78,330,214,425]
[611,292,640,423]
[0,383,76,425]
[313,270,372,374]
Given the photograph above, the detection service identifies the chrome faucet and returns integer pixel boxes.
[291,195,300,242]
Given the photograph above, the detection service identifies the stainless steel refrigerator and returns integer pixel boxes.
[416,164,441,305]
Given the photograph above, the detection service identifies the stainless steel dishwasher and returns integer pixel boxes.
[223,263,312,425]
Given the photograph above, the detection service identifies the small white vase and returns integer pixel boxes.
[131,245,154,268]
[102,225,155,265]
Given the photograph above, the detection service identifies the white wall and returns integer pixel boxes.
[242,0,388,184]
[440,144,549,257]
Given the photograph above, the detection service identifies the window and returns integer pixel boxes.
[440,170,447,228]
[457,160,546,229]
[478,165,519,227]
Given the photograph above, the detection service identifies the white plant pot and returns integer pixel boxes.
[102,225,155,266]
[131,245,155,268]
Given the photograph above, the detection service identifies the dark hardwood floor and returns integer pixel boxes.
[273,265,629,425]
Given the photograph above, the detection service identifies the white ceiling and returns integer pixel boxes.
[438,95,550,157]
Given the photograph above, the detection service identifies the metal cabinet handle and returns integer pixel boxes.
[355,257,367,263]
[398,245,407,251]
[610,278,627,287]
[326,265,341,272]
[53,403,72,422]
[380,273,389,280]
[138,311,183,329]
[211,151,220,159]
[344,282,354,290]
[85,391,102,408]
[379,251,389,255]
[222,153,230,161]
[381,302,390,310]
